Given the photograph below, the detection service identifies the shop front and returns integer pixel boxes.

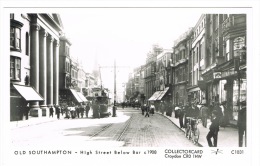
[59,88,84,107]
[202,64,247,121]
[10,84,44,121]
[174,84,188,106]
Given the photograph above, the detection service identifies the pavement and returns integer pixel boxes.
[157,111,240,147]
[10,107,241,147]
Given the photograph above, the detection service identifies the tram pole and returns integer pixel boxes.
[112,59,117,117]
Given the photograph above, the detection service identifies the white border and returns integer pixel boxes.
[1,1,260,166]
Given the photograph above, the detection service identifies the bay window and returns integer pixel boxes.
[10,56,21,81]
[10,19,23,51]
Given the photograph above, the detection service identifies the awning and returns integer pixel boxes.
[156,87,169,100]
[148,91,161,101]
[77,92,88,102]
[69,89,83,102]
[13,84,44,101]
[188,87,200,93]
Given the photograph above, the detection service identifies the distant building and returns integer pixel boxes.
[144,45,163,103]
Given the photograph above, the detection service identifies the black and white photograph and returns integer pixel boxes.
[1,1,260,166]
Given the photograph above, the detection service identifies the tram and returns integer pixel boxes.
[91,87,111,118]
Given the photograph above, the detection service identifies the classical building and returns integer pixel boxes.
[10,14,62,121]
[172,28,193,106]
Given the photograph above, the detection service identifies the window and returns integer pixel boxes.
[226,40,230,61]
[25,32,29,55]
[10,19,23,51]
[10,27,21,50]
[199,44,202,60]
[10,56,21,80]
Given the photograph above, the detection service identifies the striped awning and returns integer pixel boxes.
[77,92,88,102]
[148,91,161,101]
[70,89,83,102]
[156,87,169,100]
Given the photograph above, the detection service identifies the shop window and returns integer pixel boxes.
[10,56,21,81]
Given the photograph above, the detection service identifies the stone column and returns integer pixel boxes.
[39,29,49,117]
[53,40,60,106]
[30,22,42,117]
[47,35,54,108]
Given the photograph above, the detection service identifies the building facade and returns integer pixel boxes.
[201,14,247,120]
[144,45,163,103]
[188,14,207,104]
[155,49,173,102]
[172,28,193,106]
[10,14,62,121]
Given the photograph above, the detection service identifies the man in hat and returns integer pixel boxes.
[206,110,220,147]
[238,100,246,147]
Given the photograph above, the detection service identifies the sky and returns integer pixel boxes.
[60,8,202,90]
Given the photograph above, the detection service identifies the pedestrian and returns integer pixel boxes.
[145,105,150,117]
[24,103,30,120]
[150,103,155,116]
[238,100,246,147]
[214,102,224,126]
[80,104,84,118]
[200,102,209,128]
[64,106,70,119]
[160,101,165,115]
[208,102,214,121]
[206,110,220,147]
[221,101,229,127]
[122,102,125,109]
[141,104,146,115]
[184,102,191,128]
[70,105,76,119]
[76,105,80,118]
[55,105,61,119]
[49,106,54,117]
[178,105,184,128]
[166,102,173,117]
[85,103,90,118]
[61,106,64,116]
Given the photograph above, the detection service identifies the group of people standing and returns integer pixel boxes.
[141,103,155,117]
[61,103,91,119]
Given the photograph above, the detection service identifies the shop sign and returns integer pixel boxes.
[221,70,237,78]
[233,37,245,50]
[213,72,221,79]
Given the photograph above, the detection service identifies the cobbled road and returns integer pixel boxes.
[11,108,197,147]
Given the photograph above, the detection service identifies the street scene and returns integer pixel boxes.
[9,12,246,148]
[11,108,198,147]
